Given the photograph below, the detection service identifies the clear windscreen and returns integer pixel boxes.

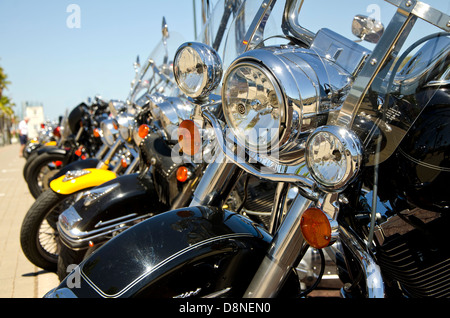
[127,30,186,105]
[209,0,449,174]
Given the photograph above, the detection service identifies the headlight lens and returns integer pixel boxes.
[117,113,134,142]
[222,62,284,151]
[305,126,362,190]
[173,42,222,99]
[174,46,203,95]
[100,119,117,147]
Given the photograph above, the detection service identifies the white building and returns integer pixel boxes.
[25,105,45,139]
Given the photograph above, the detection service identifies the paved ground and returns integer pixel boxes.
[0,143,59,298]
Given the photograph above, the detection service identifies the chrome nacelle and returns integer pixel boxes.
[116,112,136,143]
[222,27,369,165]
[99,118,118,147]
[146,93,196,142]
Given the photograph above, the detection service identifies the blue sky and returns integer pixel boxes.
[1,0,448,121]
[0,0,198,120]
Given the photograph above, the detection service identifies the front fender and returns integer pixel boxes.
[58,173,169,249]
[48,206,273,298]
[49,168,117,195]
[49,158,100,183]
[36,145,67,156]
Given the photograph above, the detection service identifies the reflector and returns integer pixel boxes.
[138,124,150,139]
[176,166,189,182]
[178,120,201,156]
[300,207,332,249]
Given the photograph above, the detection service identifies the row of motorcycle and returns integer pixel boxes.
[19,0,450,298]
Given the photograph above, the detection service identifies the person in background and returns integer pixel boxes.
[18,117,29,157]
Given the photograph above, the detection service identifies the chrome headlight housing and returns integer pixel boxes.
[173,42,222,99]
[305,126,363,191]
[99,118,118,147]
[221,46,354,161]
[116,112,135,142]
[147,93,195,142]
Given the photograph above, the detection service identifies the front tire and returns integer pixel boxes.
[25,152,67,199]
[20,190,79,272]
[23,150,38,180]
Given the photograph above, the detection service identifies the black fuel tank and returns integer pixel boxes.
[392,87,450,212]
[68,103,88,134]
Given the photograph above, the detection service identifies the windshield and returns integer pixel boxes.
[127,30,186,105]
[217,0,449,166]
[196,0,286,70]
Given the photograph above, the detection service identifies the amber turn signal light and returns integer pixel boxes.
[121,158,128,168]
[93,128,100,138]
[300,207,332,249]
[138,124,150,139]
[176,166,189,182]
[178,120,201,156]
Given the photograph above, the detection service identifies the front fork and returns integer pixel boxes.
[189,151,243,208]
[188,151,311,298]
[189,148,386,298]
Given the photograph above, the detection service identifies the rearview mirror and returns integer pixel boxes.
[162,16,169,39]
[352,15,384,44]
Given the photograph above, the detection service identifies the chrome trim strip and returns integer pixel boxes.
[94,213,138,228]
[386,0,450,32]
[398,148,450,172]
[80,233,255,298]
[58,213,152,248]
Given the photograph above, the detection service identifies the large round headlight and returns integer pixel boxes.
[173,42,222,99]
[305,126,363,191]
[222,62,285,152]
[100,119,118,147]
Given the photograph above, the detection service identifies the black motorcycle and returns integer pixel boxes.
[23,98,108,199]
[53,7,286,284]
[46,0,449,298]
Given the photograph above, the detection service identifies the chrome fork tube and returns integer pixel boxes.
[124,155,139,174]
[94,144,109,160]
[189,151,243,208]
[96,139,123,170]
[74,126,84,142]
[244,194,312,298]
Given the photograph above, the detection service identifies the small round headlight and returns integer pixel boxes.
[222,62,285,152]
[117,113,134,142]
[305,126,363,191]
[173,42,222,99]
[100,119,118,147]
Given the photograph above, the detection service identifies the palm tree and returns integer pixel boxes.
[0,65,11,98]
[0,64,15,145]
